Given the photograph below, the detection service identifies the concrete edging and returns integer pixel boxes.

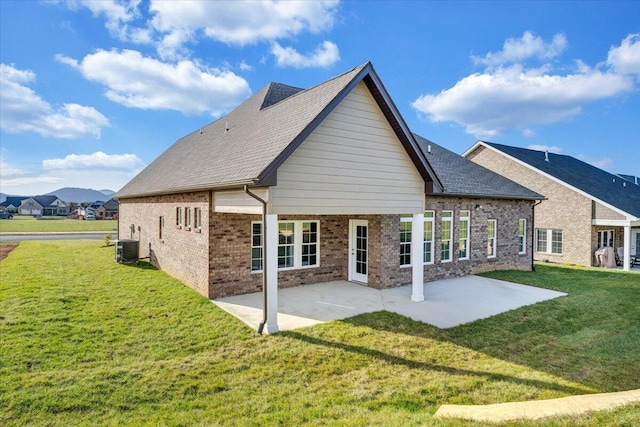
[434,389,640,422]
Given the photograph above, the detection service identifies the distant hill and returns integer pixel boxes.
[45,187,116,203]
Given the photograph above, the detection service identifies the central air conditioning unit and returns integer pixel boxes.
[115,239,139,263]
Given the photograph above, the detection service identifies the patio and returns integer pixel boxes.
[213,275,567,332]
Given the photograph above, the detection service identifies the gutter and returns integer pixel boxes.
[243,185,269,335]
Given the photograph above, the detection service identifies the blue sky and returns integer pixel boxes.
[1,0,639,196]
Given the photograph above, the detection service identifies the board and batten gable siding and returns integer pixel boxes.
[270,82,425,215]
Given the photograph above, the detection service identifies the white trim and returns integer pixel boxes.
[463,141,637,220]
[423,210,435,265]
[411,213,425,302]
[400,216,412,267]
[458,210,470,260]
[487,219,497,259]
[518,218,527,254]
[349,219,369,284]
[265,214,279,334]
[251,220,320,272]
[592,219,640,227]
[441,210,453,263]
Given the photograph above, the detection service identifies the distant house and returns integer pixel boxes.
[19,196,69,216]
[464,141,640,271]
[116,62,543,333]
[95,198,118,219]
[0,196,28,213]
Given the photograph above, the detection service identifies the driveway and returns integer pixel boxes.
[213,275,567,332]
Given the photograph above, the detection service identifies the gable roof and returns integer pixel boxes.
[466,141,640,218]
[21,195,65,208]
[116,62,442,199]
[0,196,28,208]
[414,135,543,200]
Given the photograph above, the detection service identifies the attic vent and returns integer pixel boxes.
[427,144,432,154]
[544,150,549,162]
[225,121,229,133]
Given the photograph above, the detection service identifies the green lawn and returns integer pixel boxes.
[1,241,639,426]
[0,215,117,233]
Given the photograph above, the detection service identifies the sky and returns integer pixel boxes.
[1,0,639,196]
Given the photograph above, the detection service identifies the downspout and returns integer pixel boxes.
[531,200,543,271]
[244,185,268,335]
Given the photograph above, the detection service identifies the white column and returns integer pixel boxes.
[411,213,425,302]
[265,213,279,333]
[623,225,631,272]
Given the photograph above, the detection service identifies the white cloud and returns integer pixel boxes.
[0,63,109,139]
[472,32,567,67]
[43,151,144,171]
[412,33,638,139]
[149,0,338,46]
[577,154,614,171]
[239,61,253,72]
[271,41,340,68]
[57,49,251,116]
[607,33,640,78]
[0,152,145,195]
[527,144,563,154]
[0,156,24,178]
[63,0,147,42]
[522,128,536,137]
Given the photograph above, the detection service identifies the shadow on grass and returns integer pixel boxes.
[119,260,158,270]
[282,328,590,396]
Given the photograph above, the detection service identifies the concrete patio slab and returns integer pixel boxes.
[212,275,567,332]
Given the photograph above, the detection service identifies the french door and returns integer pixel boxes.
[349,220,368,284]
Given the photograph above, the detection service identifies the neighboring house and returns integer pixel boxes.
[0,197,28,213]
[96,198,119,219]
[19,196,69,216]
[464,141,640,271]
[116,62,542,333]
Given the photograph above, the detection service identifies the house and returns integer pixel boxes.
[464,141,640,271]
[19,195,69,216]
[0,196,28,213]
[95,198,119,219]
[116,62,542,333]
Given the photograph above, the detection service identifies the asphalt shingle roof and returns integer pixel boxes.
[414,135,543,200]
[482,141,640,218]
[116,64,371,198]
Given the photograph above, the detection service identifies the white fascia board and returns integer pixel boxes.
[465,141,635,221]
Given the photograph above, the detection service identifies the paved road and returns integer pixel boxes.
[0,233,118,242]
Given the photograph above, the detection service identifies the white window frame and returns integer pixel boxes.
[251,220,320,273]
[441,211,453,263]
[251,222,263,272]
[536,228,563,255]
[424,211,434,265]
[195,207,202,229]
[458,210,470,260]
[518,219,527,254]
[487,219,497,258]
[400,216,412,267]
[185,207,192,229]
[597,229,615,248]
[176,206,182,227]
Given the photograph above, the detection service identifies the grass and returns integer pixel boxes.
[1,241,639,426]
[0,215,117,233]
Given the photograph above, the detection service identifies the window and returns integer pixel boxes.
[400,217,412,266]
[159,216,164,240]
[195,208,202,229]
[252,220,319,272]
[441,211,453,262]
[597,230,614,248]
[424,211,434,264]
[251,222,263,272]
[301,221,318,266]
[458,210,470,260]
[536,228,563,254]
[185,207,192,228]
[278,222,295,268]
[487,219,497,258]
[176,207,182,227]
[518,219,527,254]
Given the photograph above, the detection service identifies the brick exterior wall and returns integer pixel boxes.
[121,191,534,299]
[467,146,594,266]
[118,192,210,296]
